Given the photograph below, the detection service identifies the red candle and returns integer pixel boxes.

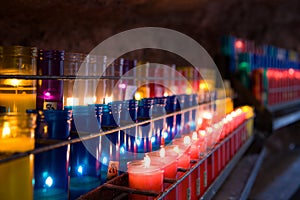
[172,136,192,168]
[198,130,207,155]
[168,138,192,200]
[127,156,164,200]
[190,131,200,159]
[146,147,178,179]
[146,148,178,200]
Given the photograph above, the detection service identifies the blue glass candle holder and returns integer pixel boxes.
[69,138,101,199]
[34,146,69,200]
[27,110,72,140]
[165,95,179,142]
[136,98,154,153]
[67,105,100,136]
[152,97,167,150]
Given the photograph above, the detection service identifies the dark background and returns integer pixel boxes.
[1,0,299,60]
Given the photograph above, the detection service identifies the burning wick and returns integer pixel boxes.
[199,130,206,137]
[183,136,191,145]
[144,155,151,168]
[192,131,198,141]
[160,147,166,158]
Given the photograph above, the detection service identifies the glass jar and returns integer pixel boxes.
[36,50,64,110]
[0,46,37,112]
[0,112,36,152]
[63,52,86,107]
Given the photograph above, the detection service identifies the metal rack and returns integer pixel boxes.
[77,117,254,200]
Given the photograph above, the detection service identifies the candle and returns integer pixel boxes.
[34,146,69,200]
[127,156,164,200]
[69,138,101,199]
[0,113,36,152]
[146,147,178,179]
[0,155,34,200]
[167,139,191,200]
[190,131,200,159]
[0,46,37,113]
[172,136,192,168]
[146,147,178,200]
[198,130,207,155]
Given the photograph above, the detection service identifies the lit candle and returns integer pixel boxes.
[127,156,164,200]
[198,130,207,155]
[0,113,36,152]
[190,131,200,159]
[0,155,34,200]
[0,79,36,112]
[167,137,192,200]
[146,147,178,179]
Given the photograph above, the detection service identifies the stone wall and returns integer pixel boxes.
[0,0,299,62]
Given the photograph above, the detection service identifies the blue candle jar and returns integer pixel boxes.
[34,146,69,200]
[27,109,72,140]
[67,105,100,136]
[97,102,123,179]
[152,97,167,150]
[136,98,154,153]
[69,137,101,199]
[165,95,178,142]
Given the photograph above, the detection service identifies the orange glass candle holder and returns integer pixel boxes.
[0,113,36,152]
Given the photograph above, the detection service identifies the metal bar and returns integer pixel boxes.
[0,74,202,81]
[267,99,300,113]
[239,146,266,200]
[273,110,300,131]
[103,183,160,196]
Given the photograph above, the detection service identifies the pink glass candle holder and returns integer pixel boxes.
[127,157,164,200]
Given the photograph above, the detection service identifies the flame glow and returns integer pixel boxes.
[192,131,198,140]
[160,147,166,158]
[144,155,151,168]
[2,122,11,138]
[183,136,191,145]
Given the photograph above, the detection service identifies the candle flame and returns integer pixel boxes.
[192,131,198,140]
[199,130,206,137]
[144,155,151,168]
[173,145,180,154]
[7,79,21,87]
[66,97,79,106]
[183,136,191,145]
[206,127,213,134]
[236,108,242,115]
[105,96,113,104]
[134,92,142,100]
[203,112,212,120]
[160,147,166,158]
[2,122,11,138]
[197,118,203,125]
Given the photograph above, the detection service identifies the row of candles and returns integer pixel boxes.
[252,68,300,106]
[111,105,254,200]
[0,46,217,114]
[0,96,253,200]
[0,94,206,199]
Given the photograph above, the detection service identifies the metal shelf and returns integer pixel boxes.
[0,74,201,81]
[267,100,300,113]
[272,110,300,131]
[79,118,254,200]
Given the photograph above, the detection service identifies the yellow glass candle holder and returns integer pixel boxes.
[0,46,37,112]
[0,113,36,152]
